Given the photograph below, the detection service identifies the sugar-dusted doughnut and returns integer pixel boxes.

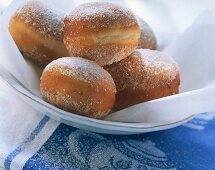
[105,49,180,109]
[9,0,69,68]
[137,17,157,50]
[64,2,140,66]
[40,57,116,118]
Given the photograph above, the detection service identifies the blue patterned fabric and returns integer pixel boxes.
[11,112,215,170]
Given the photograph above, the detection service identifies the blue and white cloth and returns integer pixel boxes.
[22,113,215,170]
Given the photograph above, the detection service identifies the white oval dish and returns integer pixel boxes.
[0,66,195,135]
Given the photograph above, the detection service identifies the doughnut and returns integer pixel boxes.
[105,49,180,109]
[9,0,69,68]
[136,17,157,50]
[63,2,141,66]
[40,57,116,118]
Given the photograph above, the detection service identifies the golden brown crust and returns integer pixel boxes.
[40,57,116,118]
[9,0,69,68]
[105,49,180,109]
[63,2,140,66]
[64,2,140,36]
[136,17,157,50]
[115,74,179,109]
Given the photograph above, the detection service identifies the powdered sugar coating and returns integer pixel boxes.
[63,2,140,66]
[41,57,116,118]
[15,0,65,40]
[64,43,136,67]
[20,46,47,66]
[66,2,138,30]
[136,17,157,50]
[41,90,111,118]
[106,49,179,91]
[44,57,115,85]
